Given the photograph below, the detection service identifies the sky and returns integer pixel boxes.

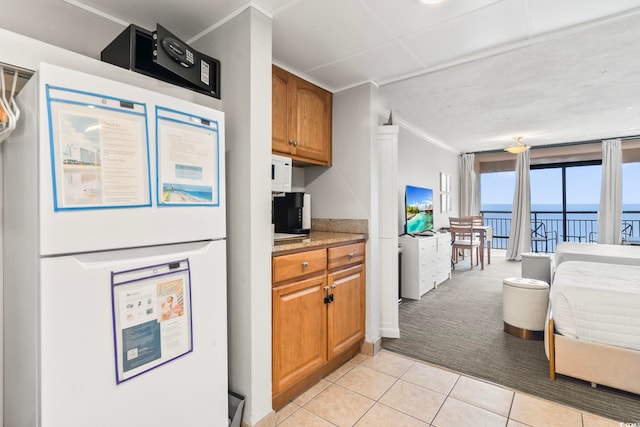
[481,163,640,206]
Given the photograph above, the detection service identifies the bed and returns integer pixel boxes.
[554,242,640,267]
[546,260,640,395]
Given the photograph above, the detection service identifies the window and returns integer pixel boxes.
[480,171,515,248]
[622,162,640,239]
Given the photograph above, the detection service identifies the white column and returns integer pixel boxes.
[378,125,400,338]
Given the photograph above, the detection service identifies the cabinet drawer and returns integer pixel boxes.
[420,239,437,251]
[328,242,365,270]
[273,249,327,283]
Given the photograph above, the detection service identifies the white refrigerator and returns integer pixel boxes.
[4,63,228,426]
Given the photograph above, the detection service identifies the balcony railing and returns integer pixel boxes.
[480,210,640,252]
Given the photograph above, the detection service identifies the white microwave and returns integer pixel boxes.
[271,154,292,193]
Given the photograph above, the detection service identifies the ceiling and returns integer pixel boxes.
[2,0,640,153]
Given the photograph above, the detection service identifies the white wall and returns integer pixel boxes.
[306,84,374,220]
[305,83,381,344]
[191,8,274,425]
[396,126,461,233]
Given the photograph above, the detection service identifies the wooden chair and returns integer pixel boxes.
[449,217,481,269]
[461,215,484,227]
[462,215,486,261]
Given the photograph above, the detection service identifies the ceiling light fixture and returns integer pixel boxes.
[504,137,530,154]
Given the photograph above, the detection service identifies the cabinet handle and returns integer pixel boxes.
[331,284,336,289]
[324,286,329,291]
[302,261,309,268]
[288,139,295,146]
[348,252,354,259]
[293,140,299,147]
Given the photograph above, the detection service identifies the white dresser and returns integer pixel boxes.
[399,233,452,300]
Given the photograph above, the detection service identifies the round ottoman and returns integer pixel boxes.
[502,277,549,340]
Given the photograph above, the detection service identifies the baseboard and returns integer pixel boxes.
[380,326,400,338]
[247,410,276,427]
[361,337,382,356]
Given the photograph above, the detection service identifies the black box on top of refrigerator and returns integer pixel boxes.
[101,23,221,99]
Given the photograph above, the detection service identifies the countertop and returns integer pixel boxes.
[272,231,368,254]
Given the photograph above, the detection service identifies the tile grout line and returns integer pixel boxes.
[349,358,413,425]
[427,371,462,425]
[279,350,604,426]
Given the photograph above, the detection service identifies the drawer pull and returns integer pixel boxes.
[348,252,354,259]
[302,261,309,268]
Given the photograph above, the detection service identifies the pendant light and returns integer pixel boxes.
[504,137,529,154]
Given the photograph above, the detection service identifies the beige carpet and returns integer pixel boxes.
[383,251,640,422]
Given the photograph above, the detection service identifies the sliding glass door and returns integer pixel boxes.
[530,168,562,251]
[481,157,640,250]
[622,162,640,240]
[481,161,603,251]
[480,171,515,249]
[530,161,601,249]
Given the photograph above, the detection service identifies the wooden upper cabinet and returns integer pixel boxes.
[272,65,332,166]
[272,66,292,154]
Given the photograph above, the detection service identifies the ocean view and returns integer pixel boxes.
[482,203,640,220]
[479,203,640,248]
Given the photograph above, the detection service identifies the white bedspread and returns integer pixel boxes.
[554,242,640,267]
[551,260,640,351]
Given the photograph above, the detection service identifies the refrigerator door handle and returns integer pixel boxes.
[69,241,214,268]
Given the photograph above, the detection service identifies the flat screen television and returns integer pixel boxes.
[405,185,434,234]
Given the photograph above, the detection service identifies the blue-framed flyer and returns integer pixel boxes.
[111,259,193,384]
[156,106,220,206]
[46,85,151,210]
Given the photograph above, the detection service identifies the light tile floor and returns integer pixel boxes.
[274,349,621,427]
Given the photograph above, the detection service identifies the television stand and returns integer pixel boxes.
[398,233,452,299]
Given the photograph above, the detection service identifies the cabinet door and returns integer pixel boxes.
[272,65,293,155]
[327,264,365,359]
[272,274,327,395]
[291,77,332,165]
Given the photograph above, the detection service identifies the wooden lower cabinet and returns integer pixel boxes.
[327,263,365,360]
[272,274,327,396]
[272,241,365,409]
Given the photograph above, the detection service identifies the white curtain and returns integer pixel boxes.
[460,153,480,216]
[506,150,531,260]
[597,138,623,244]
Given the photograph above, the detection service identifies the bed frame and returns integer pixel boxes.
[546,313,640,395]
